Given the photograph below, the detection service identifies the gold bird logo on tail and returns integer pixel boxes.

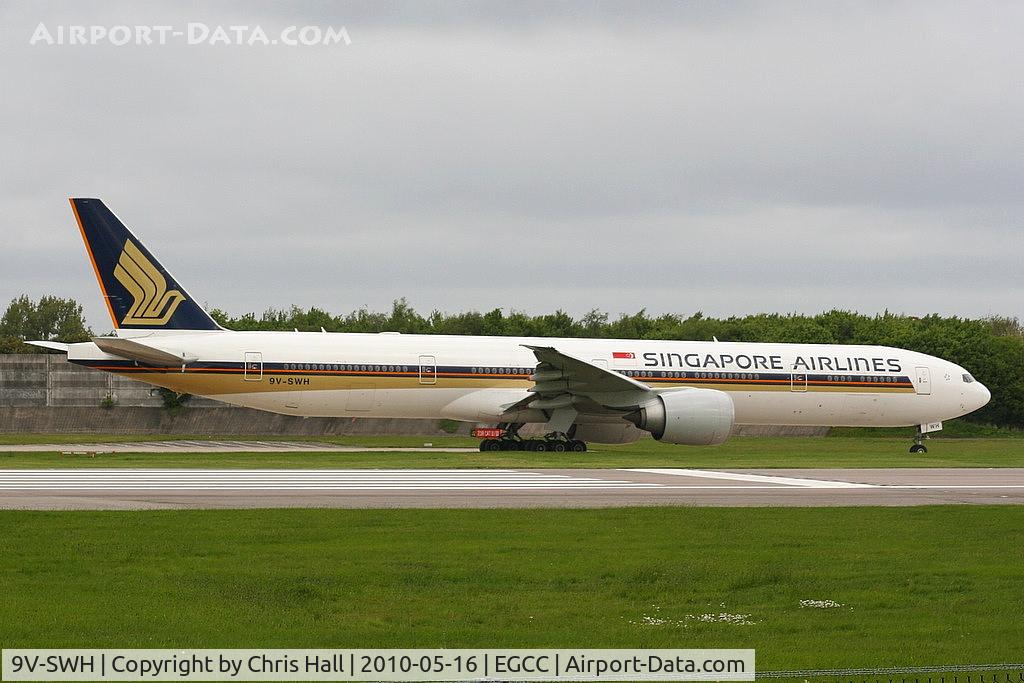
[113,239,186,325]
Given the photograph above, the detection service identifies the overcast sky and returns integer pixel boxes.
[2,1,1022,332]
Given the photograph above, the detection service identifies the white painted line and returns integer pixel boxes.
[626,468,877,488]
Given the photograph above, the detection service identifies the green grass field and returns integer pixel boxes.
[1,416,1018,447]
[1,506,1022,671]
[2,436,1024,469]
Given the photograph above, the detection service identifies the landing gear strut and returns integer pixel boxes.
[909,428,928,454]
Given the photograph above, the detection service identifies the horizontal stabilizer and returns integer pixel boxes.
[92,336,196,366]
[24,341,70,353]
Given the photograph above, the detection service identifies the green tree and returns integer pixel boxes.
[0,295,92,352]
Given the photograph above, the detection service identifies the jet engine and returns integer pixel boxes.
[624,388,735,445]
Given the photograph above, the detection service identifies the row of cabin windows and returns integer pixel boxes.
[278,364,903,385]
[620,370,764,380]
[282,364,532,375]
[285,363,411,373]
[618,370,903,383]
[471,367,530,375]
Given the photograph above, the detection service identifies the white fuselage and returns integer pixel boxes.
[66,330,991,429]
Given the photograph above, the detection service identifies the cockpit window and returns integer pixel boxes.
[962,373,975,384]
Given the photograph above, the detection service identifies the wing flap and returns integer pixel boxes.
[524,345,650,395]
[507,345,654,418]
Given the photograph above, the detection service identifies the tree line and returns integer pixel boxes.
[3,295,1021,428]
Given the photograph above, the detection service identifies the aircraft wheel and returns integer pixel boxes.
[909,444,928,454]
[569,440,587,452]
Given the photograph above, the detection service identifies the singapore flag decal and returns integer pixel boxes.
[612,352,635,359]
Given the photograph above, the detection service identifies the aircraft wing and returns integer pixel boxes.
[525,345,649,393]
[508,345,654,415]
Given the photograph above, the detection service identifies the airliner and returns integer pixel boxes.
[31,198,991,453]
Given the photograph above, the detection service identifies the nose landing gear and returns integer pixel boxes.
[910,428,928,454]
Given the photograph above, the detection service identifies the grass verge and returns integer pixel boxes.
[2,417,1020,447]
[2,437,1024,468]
[0,433,481,447]
[1,507,1021,670]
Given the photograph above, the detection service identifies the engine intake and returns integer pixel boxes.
[624,388,735,445]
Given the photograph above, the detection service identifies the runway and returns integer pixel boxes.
[2,467,1024,509]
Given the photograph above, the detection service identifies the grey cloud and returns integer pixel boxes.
[1,0,1022,331]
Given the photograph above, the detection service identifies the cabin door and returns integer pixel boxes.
[419,355,437,385]
[243,351,263,381]
[915,366,932,395]
[790,371,808,392]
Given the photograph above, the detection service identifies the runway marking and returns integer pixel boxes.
[626,468,877,488]
[0,469,663,490]
[3,470,1024,494]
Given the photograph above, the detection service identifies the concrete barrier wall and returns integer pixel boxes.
[0,354,826,437]
[0,406,825,437]
[0,407,470,436]
[0,354,225,408]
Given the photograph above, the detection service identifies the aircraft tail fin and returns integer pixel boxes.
[69,198,221,331]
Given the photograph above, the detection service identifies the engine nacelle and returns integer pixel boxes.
[625,388,735,445]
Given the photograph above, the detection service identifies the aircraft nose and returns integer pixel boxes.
[976,382,991,409]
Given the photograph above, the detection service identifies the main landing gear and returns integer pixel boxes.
[479,438,587,453]
[476,423,587,452]
[910,428,928,454]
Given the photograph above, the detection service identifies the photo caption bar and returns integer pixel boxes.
[2,649,754,681]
